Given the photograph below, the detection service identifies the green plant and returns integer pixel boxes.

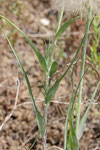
[87,15,100,80]
[0,3,100,150]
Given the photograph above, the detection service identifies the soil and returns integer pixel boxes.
[0,0,100,150]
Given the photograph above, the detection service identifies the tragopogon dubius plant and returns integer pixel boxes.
[0,0,100,149]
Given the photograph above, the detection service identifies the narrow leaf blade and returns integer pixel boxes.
[55,17,79,40]
[64,99,73,150]
[77,82,100,140]
[3,30,44,136]
[68,115,79,150]
[0,15,48,72]
[45,80,60,104]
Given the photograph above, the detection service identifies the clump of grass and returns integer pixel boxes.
[0,1,100,149]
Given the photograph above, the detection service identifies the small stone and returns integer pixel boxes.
[40,18,50,26]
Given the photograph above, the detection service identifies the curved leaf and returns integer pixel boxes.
[45,79,60,104]
[0,15,48,72]
[55,16,79,40]
[68,115,79,150]
[50,61,58,77]
[77,82,100,140]
[2,30,44,136]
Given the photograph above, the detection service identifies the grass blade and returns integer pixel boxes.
[55,16,79,41]
[64,64,79,150]
[2,29,44,136]
[29,133,40,150]
[68,114,79,150]
[64,99,72,150]
[77,81,100,140]
[68,66,79,150]
[75,8,92,135]
[0,15,48,72]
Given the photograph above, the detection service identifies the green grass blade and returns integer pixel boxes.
[55,16,79,41]
[2,30,44,136]
[68,114,79,150]
[71,63,77,99]
[64,63,86,150]
[64,80,81,150]
[0,15,48,72]
[29,133,40,150]
[64,99,72,150]
[77,81,100,140]
[75,7,92,135]
[64,64,79,150]
[68,66,79,150]
[56,6,64,33]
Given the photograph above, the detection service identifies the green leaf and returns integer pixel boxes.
[29,133,39,150]
[68,71,79,150]
[77,81,100,141]
[36,110,45,136]
[50,61,58,77]
[0,15,48,72]
[2,30,44,137]
[64,98,73,150]
[68,115,79,150]
[55,16,79,40]
[45,34,85,105]
[45,79,60,104]
[64,71,84,150]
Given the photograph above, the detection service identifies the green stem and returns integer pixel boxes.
[56,6,64,33]
[76,7,92,136]
[47,7,64,71]
[50,7,64,68]
[43,72,49,150]
[43,7,64,150]
[43,103,49,150]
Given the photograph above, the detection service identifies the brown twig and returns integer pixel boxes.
[0,77,20,131]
